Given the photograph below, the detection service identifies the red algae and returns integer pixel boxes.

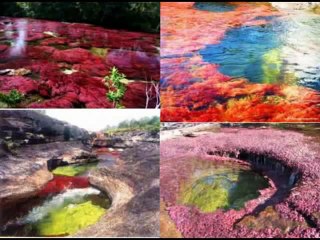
[38,176,89,197]
[0,17,159,108]
[160,127,320,237]
[160,2,320,122]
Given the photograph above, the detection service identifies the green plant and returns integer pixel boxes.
[0,90,24,105]
[104,67,126,108]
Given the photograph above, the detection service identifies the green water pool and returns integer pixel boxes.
[52,162,98,177]
[178,160,269,213]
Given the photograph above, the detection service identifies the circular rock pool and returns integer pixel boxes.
[176,159,269,213]
[1,162,111,237]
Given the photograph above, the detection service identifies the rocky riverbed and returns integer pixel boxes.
[161,124,320,238]
[0,111,159,237]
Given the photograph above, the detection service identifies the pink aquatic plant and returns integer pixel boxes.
[161,127,320,237]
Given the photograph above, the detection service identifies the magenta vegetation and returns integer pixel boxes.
[161,128,320,238]
[0,17,159,108]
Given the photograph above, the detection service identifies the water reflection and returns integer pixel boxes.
[200,10,320,90]
[9,20,27,57]
[160,2,320,122]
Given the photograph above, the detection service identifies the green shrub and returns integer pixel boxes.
[104,67,126,108]
[0,90,24,105]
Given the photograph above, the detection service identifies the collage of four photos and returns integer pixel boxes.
[0,1,320,238]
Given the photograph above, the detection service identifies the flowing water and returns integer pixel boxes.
[194,2,236,12]
[160,2,320,122]
[199,8,320,90]
[177,159,269,213]
[0,160,112,237]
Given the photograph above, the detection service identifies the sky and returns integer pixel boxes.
[45,109,160,132]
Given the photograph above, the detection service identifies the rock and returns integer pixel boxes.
[0,69,11,75]
[0,111,92,208]
[161,127,320,238]
[76,141,159,237]
[59,149,97,165]
[270,2,320,10]
[93,130,159,148]
[7,68,31,76]
[0,45,8,53]
[0,110,90,142]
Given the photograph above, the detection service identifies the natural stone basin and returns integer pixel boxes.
[1,162,111,237]
[160,127,320,238]
[2,188,110,237]
[178,160,269,213]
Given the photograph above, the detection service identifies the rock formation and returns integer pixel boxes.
[161,126,320,238]
[0,111,160,237]
[0,110,90,208]
[76,140,160,237]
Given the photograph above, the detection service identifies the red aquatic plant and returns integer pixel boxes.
[0,17,159,108]
[38,176,89,197]
[160,2,320,122]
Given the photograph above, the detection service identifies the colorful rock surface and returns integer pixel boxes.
[161,2,320,122]
[160,127,320,237]
[0,17,159,108]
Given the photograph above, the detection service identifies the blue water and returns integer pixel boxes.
[199,15,320,91]
[199,24,282,83]
[194,2,236,12]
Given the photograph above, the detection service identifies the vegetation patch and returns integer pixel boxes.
[90,47,108,58]
[104,67,126,108]
[52,163,98,177]
[104,116,160,135]
[0,90,24,106]
[36,201,105,236]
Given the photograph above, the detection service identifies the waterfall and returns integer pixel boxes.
[9,20,27,57]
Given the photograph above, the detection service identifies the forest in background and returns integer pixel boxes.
[0,2,160,33]
[104,116,160,134]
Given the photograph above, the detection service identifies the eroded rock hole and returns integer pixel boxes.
[206,149,301,187]
[178,161,270,213]
[1,161,111,237]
